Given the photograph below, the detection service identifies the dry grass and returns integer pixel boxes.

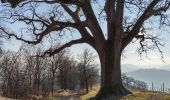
[121,90,170,100]
[80,85,170,100]
[3,86,170,100]
[53,89,72,97]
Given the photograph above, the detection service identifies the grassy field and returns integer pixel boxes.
[80,85,170,100]
[2,86,170,100]
[80,85,100,100]
[121,90,170,100]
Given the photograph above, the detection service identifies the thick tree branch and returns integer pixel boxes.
[61,4,80,22]
[81,0,105,41]
[1,0,82,8]
[61,5,91,37]
[115,0,125,30]
[0,18,85,45]
[105,0,116,40]
[122,0,162,49]
[0,27,40,44]
[61,4,95,48]
[40,38,85,57]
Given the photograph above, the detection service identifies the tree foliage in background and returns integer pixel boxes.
[0,47,99,99]
[122,74,148,90]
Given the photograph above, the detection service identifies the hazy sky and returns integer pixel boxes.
[2,21,170,68]
[3,32,170,69]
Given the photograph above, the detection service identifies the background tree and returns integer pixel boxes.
[77,49,98,93]
[0,49,29,99]
[57,52,74,90]
[122,74,148,90]
[0,0,170,99]
[48,50,65,95]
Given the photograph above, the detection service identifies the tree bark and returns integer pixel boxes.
[85,78,89,93]
[94,41,131,100]
[51,72,55,95]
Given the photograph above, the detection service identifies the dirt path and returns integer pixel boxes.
[60,93,81,100]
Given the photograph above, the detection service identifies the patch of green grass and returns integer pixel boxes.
[80,85,99,100]
[80,90,98,100]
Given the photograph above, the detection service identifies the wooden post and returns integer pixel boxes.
[163,83,164,93]
[152,82,153,91]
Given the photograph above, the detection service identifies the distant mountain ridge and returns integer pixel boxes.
[126,68,170,88]
[121,64,170,72]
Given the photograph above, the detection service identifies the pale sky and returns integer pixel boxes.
[3,33,170,69]
[122,31,170,66]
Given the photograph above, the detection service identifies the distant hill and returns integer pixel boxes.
[126,69,170,89]
[121,64,170,72]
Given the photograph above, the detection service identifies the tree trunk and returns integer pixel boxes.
[94,41,131,100]
[85,78,89,93]
[51,72,55,95]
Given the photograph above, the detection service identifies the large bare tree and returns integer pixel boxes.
[0,0,170,99]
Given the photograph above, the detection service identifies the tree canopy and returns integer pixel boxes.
[0,0,169,56]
